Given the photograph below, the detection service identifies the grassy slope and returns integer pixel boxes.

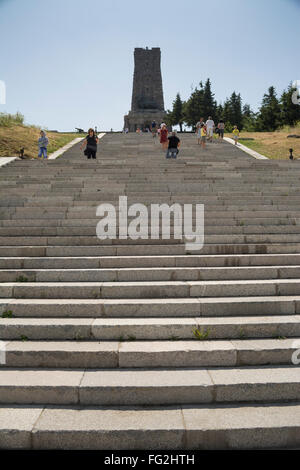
[225,124,300,160]
[0,125,82,158]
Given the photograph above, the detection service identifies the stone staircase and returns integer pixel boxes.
[1,133,300,449]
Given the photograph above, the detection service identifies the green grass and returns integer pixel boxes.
[237,139,269,156]
[0,112,24,126]
[0,112,83,158]
[47,133,82,155]
[225,125,300,159]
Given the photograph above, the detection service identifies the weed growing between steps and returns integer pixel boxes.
[15,275,29,282]
[1,310,13,318]
[118,335,137,342]
[193,328,210,340]
[20,335,28,341]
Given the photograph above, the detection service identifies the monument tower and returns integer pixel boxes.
[124,47,166,131]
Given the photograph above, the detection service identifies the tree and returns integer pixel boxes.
[280,83,300,127]
[168,93,184,131]
[222,92,243,131]
[215,103,224,124]
[257,86,281,131]
[242,104,258,131]
[183,82,204,128]
[230,92,243,129]
[202,79,216,119]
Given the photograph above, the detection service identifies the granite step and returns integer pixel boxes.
[1,295,298,317]
[1,402,297,450]
[1,265,300,282]
[1,253,300,269]
[1,279,300,299]
[0,337,299,367]
[0,366,299,406]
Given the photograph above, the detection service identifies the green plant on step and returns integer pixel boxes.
[272,329,287,340]
[127,335,136,341]
[238,328,246,339]
[16,275,29,283]
[20,335,28,341]
[1,310,13,318]
[118,336,124,342]
[169,335,180,341]
[193,327,210,340]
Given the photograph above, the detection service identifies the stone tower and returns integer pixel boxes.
[124,47,166,131]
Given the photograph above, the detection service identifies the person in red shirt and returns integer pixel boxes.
[160,124,168,150]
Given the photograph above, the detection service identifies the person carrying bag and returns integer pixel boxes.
[81,128,98,159]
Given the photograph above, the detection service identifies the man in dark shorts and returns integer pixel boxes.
[166,131,180,159]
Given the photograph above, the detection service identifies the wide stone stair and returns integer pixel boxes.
[1,133,300,449]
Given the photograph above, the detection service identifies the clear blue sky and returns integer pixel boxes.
[0,0,299,131]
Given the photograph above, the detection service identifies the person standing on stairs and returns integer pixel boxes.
[160,123,169,150]
[38,130,49,160]
[200,123,207,149]
[166,131,181,159]
[80,128,98,159]
[151,120,157,138]
[232,125,240,145]
[195,118,204,145]
[205,116,215,143]
[217,120,225,139]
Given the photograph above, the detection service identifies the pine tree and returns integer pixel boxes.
[183,82,204,128]
[230,92,243,129]
[215,103,224,124]
[257,86,281,131]
[280,83,300,127]
[242,104,257,131]
[202,79,216,120]
[169,93,184,131]
[164,109,174,127]
[242,104,252,118]
[222,98,233,131]
[221,92,243,130]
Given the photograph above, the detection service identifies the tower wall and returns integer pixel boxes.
[124,47,166,132]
